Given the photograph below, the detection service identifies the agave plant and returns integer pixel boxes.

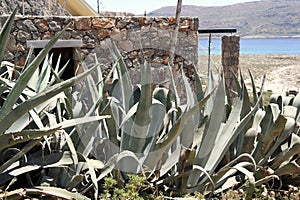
[2,9,298,199]
[0,10,110,200]
[92,40,300,199]
[200,72,300,198]
[70,40,271,198]
[249,92,300,184]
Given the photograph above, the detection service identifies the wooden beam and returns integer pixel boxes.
[198,29,237,34]
[58,0,98,16]
[26,40,83,48]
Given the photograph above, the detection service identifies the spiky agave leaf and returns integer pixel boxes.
[0,25,69,123]
[0,9,17,64]
[0,186,90,200]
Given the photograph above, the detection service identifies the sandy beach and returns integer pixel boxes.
[198,54,300,94]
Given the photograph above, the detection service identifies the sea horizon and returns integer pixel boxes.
[199,37,300,55]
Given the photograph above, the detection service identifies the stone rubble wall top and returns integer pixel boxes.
[1,15,199,103]
[0,0,70,16]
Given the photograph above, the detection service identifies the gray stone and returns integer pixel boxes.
[16,44,26,52]
[31,31,40,40]
[179,37,191,47]
[99,40,109,50]
[151,37,160,49]
[7,36,16,52]
[124,59,133,67]
[140,36,150,47]
[158,29,171,38]
[141,26,150,33]
[17,30,31,42]
[110,28,122,41]
[0,0,71,16]
[48,21,61,32]
[41,31,53,39]
[150,31,158,38]
[71,30,85,39]
[34,19,49,32]
[160,37,171,48]
[116,19,129,29]
[118,40,133,52]
[61,31,72,40]
[16,20,26,30]
[86,31,97,40]
[129,30,141,42]
[5,52,14,60]
[86,39,96,49]
[23,19,38,31]
[144,18,153,25]
[83,35,90,42]
[187,32,198,46]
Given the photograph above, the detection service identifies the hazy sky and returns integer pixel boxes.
[86,0,259,14]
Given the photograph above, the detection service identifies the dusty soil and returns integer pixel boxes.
[198,54,300,94]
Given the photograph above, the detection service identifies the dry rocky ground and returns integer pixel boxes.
[198,54,300,95]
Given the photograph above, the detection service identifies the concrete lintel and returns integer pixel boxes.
[26,39,83,48]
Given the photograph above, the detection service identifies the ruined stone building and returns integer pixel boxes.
[0,0,198,89]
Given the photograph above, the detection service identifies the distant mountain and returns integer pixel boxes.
[148,0,300,38]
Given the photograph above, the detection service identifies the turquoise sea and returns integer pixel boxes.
[199,37,300,55]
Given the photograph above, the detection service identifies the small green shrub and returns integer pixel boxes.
[100,174,148,200]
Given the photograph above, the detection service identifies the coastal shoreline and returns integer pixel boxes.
[198,54,300,94]
[199,35,300,39]
[241,35,300,39]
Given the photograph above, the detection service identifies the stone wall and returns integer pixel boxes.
[0,0,70,16]
[1,15,199,98]
[222,35,240,100]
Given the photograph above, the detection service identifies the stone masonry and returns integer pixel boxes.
[1,15,199,100]
[222,35,240,100]
[0,0,70,16]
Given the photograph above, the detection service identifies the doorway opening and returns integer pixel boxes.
[34,47,75,80]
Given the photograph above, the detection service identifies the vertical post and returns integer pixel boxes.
[207,33,211,72]
[222,35,240,100]
[169,0,182,67]
[97,0,100,14]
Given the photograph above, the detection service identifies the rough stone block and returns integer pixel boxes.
[41,31,54,40]
[7,36,17,52]
[179,26,189,32]
[48,21,61,32]
[92,18,115,29]
[34,19,49,32]
[23,19,38,31]
[169,17,176,25]
[118,40,133,52]
[158,29,170,38]
[17,30,31,42]
[74,17,92,30]
[110,28,121,41]
[95,29,110,38]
